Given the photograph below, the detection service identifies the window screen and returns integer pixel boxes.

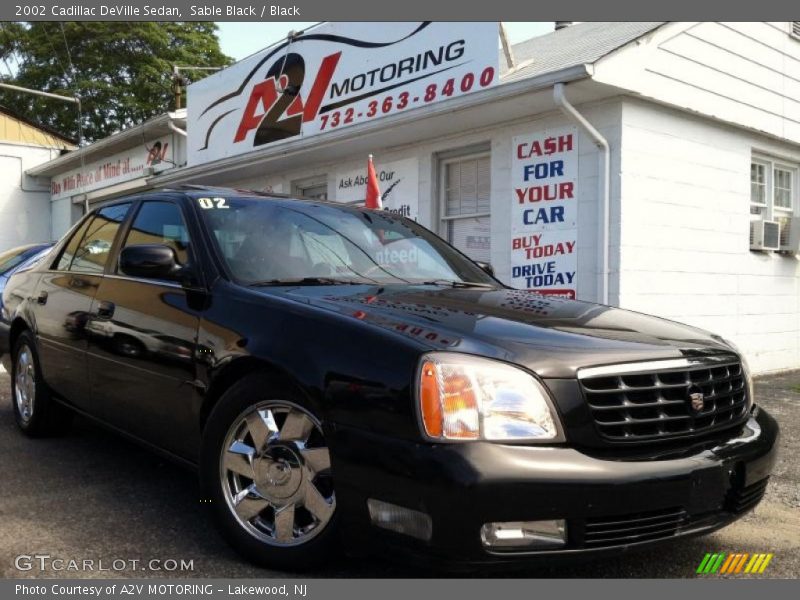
[750,162,766,208]
[123,201,191,266]
[774,168,793,211]
[445,156,491,217]
[442,155,491,262]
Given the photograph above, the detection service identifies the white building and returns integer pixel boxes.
[27,21,800,374]
[27,110,187,237]
[0,106,73,247]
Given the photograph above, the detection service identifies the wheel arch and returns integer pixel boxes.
[9,317,32,355]
[199,356,314,432]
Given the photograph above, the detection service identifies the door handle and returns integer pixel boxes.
[36,291,48,305]
[96,300,115,319]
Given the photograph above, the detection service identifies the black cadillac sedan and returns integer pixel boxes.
[0,187,778,570]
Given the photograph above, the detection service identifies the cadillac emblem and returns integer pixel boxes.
[689,389,705,412]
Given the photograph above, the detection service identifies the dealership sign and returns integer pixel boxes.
[50,137,174,201]
[335,158,419,220]
[187,22,498,165]
[510,127,578,298]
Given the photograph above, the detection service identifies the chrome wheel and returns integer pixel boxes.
[15,345,36,423]
[220,400,335,547]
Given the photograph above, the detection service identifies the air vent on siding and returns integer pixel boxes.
[793,21,800,38]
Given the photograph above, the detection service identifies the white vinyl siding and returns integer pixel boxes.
[593,22,800,145]
[441,154,491,262]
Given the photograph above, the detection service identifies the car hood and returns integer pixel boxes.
[260,285,734,378]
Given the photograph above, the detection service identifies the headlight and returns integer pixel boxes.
[416,352,563,442]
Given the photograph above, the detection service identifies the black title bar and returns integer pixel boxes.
[2,0,799,21]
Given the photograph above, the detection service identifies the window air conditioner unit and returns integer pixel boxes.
[779,217,800,253]
[750,220,780,251]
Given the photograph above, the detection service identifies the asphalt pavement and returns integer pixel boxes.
[0,365,798,578]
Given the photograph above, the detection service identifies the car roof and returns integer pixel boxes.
[95,185,363,213]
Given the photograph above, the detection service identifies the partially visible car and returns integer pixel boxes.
[0,243,54,343]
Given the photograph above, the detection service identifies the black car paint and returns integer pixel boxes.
[0,189,779,566]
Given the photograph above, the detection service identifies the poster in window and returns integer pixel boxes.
[510,126,578,299]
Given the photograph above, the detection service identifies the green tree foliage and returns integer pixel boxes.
[0,22,231,142]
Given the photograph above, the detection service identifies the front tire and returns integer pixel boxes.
[11,331,72,437]
[200,374,338,570]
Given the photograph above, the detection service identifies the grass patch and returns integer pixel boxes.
[791,384,800,394]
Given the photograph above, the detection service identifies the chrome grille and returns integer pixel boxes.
[579,358,749,442]
[584,507,687,547]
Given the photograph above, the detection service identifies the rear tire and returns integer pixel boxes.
[200,373,338,570]
[11,331,73,437]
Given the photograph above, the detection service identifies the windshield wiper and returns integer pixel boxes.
[250,277,371,287]
[419,280,496,289]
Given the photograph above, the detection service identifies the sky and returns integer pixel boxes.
[215,22,555,62]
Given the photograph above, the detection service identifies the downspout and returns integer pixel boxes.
[553,82,611,306]
[168,122,187,137]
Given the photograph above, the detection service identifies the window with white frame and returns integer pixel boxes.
[440,153,491,263]
[292,176,328,200]
[750,156,798,247]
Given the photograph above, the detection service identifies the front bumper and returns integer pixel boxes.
[330,406,778,569]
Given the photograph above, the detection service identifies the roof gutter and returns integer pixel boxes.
[553,81,611,306]
[28,110,187,176]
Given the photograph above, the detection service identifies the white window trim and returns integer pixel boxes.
[773,163,796,213]
[749,160,769,208]
[292,175,328,198]
[751,155,799,221]
[439,212,491,222]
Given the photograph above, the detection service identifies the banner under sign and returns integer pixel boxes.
[188,22,498,165]
[50,137,174,201]
[510,126,578,299]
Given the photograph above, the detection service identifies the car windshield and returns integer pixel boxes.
[199,196,497,287]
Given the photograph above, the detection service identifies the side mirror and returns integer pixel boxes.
[119,244,179,280]
[475,261,495,277]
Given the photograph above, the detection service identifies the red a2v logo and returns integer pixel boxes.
[234,52,342,146]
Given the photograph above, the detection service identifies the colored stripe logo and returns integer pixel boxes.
[696,553,774,574]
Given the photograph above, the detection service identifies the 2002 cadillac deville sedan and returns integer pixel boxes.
[0,187,778,570]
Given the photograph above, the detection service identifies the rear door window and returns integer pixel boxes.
[63,204,131,274]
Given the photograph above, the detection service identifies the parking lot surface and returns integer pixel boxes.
[0,366,798,578]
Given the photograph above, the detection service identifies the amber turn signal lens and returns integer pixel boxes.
[441,371,478,439]
[419,360,442,437]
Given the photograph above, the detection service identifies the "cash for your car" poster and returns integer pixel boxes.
[510,126,578,299]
